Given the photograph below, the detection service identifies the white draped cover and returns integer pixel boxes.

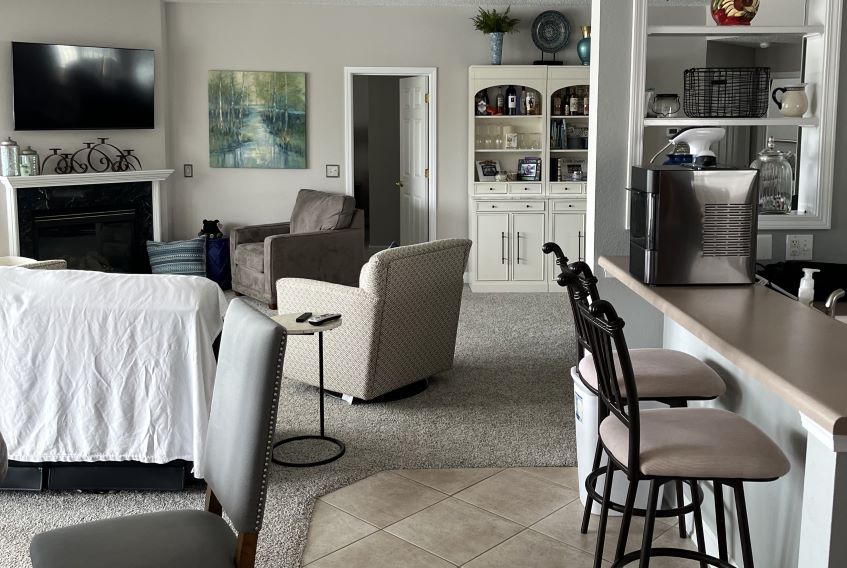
[0,268,227,477]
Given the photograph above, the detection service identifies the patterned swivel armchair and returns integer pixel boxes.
[276,239,472,401]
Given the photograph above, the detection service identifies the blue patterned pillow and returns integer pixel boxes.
[146,237,207,276]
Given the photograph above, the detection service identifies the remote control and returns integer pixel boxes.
[295,312,312,323]
[308,313,341,326]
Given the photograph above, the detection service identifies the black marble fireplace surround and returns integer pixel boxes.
[17,182,154,273]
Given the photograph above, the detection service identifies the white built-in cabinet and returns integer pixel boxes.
[468,65,591,292]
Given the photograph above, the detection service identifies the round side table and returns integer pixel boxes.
[270,313,345,467]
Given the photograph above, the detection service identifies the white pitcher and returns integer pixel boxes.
[772,84,809,117]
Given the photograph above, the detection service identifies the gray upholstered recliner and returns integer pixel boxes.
[276,239,472,401]
[230,189,365,309]
[30,299,287,568]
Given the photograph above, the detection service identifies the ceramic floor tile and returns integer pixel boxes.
[321,471,447,528]
[304,531,455,568]
[393,468,503,495]
[463,529,606,568]
[453,468,579,527]
[301,501,379,565]
[518,466,580,490]
[385,497,523,565]
[531,499,677,562]
[646,527,701,568]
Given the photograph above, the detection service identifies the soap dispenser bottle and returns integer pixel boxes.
[798,268,820,307]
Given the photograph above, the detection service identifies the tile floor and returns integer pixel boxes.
[302,467,697,567]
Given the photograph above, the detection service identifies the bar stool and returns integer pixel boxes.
[575,295,790,567]
[542,244,726,546]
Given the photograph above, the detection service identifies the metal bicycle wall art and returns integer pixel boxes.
[41,138,143,174]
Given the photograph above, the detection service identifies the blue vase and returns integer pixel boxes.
[489,32,504,65]
[577,26,591,66]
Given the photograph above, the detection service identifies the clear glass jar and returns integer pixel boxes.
[751,136,793,214]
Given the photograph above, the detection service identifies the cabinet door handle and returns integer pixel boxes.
[490,204,497,208]
[516,231,521,264]
[501,231,507,264]
[578,231,584,262]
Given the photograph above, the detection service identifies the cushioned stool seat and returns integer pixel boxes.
[600,407,791,480]
[30,510,235,568]
[579,348,726,400]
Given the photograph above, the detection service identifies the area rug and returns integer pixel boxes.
[0,290,577,568]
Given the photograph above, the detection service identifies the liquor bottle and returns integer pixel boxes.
[526,89,537,115]
[570,90,581,116]
[519,87,527,115]
[476,90,490,115]
[583,87,590,116]
[496,88,505,115]
[506,85,517,116]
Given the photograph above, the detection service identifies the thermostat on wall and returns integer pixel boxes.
[325,164,340,178]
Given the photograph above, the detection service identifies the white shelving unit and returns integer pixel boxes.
[468,65,591,293]
[628,0,842,230]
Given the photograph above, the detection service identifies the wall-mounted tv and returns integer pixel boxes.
[12,42,155,130]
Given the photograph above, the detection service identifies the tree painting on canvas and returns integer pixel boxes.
[208,70,306,169]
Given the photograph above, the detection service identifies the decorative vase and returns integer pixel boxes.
[577,26,591,66]
[489,32,504,65]
[711,0,760,26]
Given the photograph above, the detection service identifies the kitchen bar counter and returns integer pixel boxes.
[599,255,847,567]
[599,255,847,435]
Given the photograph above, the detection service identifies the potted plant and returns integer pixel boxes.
[471,6,520,65]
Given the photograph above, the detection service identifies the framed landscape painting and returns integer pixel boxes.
[209,70,306,169]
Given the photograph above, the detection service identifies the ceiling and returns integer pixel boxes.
[163,0,706,6]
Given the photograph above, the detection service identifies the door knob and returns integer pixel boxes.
[394,180,404,188]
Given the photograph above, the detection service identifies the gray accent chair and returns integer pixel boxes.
[30,299,287,568]
[276,239,472,401]
[230,189,365,309]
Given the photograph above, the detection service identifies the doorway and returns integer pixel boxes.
[344,67,437,255]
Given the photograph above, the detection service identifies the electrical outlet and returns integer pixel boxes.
[786,234,813,261]
[325,164,340,178]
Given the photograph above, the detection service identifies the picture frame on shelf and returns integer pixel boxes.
[476,159,501,181]
[518,157,542,181]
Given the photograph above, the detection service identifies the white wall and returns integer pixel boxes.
[164,2,590,239]
[0,0,168,255]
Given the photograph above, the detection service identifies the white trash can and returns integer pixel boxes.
[572,366,663,515]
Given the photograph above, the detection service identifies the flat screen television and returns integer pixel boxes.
[12,42,155,130]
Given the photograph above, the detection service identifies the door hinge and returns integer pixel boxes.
[425,93,429,104]
[425,168,429,178]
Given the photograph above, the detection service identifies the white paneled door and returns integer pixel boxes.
[399,76,429,245]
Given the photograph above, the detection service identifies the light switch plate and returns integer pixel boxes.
[183,164,193,178]
[756,234,772,261]
[325,164,340,178]
[786,234,813,261]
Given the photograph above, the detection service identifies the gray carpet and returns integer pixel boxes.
[0,290,577,567]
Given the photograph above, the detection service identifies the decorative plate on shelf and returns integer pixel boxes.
[531,10,571,54]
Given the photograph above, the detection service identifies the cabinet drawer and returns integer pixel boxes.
[550,182,586,195]
[474,183,508,195]
[552,200,587,212]
[508,183,543,195]
[476,201,545,212]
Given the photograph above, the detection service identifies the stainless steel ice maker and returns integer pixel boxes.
[628,166,759,285]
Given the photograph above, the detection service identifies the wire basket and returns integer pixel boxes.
[683,67,771,119]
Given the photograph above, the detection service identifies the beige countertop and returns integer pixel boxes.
[599,255,847,436]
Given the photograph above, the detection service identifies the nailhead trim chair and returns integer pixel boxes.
[29,299,287,568]
[543,243,726,545]
[568,278,789,567]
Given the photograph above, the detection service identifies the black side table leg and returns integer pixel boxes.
[272,330,345,467]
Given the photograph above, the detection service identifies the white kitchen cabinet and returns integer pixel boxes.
[475,213,510,281]
[549,210,586,281]
[512,213,545,281]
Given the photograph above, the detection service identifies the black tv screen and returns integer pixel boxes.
[12,42,154,130]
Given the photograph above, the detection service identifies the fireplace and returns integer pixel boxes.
[14,180,157,274]
[33,208,140,272]
[2,170,172,269]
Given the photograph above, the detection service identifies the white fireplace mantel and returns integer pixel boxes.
[1,169,173,256]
